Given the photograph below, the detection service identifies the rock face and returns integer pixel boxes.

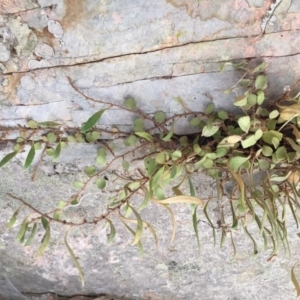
[1,0,300,299]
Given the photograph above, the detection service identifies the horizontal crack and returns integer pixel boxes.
[3,29,300,79]
[3,33,265,76]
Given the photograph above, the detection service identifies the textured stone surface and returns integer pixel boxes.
[1,0,300,299]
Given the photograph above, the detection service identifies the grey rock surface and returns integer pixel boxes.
[1,0,300,299]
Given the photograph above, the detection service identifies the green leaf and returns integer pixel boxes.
[247,94,257,105]
[256,90,265,105]
[27,120,38,128]
[106,219,116,244]
[253,61,266,73]
[229,155,250,172]
[47,132,57,143]
[84,166,96,176]
[124,135,137,146]
[73,181,84,189]
[150,166,165,190]
[171,150,182,161]
[133,118,144,132]
[38,121,61,127]
[124,98,137,110]
[262,145,273,157]
[234,95,247,107]
[202,125,219,137]
[36,225,50,257]
[57,200,67,209]
[188,177,195,197]
[192,206,200,255]
[67,136,76,143]
[154,111,166,123]
[241,135,256,148]
[41,216,48,229]
[275,146,287,160]
[46,148,54,156]
[203,158,213,168]
[96,148,107,165]
[190,117,201,126]
[129,206,144,246]
[144,158,157,177]
[52,142,61,162]
[162,123,174,141]
[238,116,250,133]
[239,79,251,87]
[291,262,300,297]
[86,131,100,142]
[155,195,203,206]
[24,145,35,169]
[255,75,267,90]
[25,223,37,246]
[262,130,283,148]
[218,111,228,120]
[155,152,166,164]
[7,206,22,229]
[269,110,279,119]
[258,159,270,170]
[135,132,153,143]
[122,160,130,170]
[81,109,106,133]
[64,229,85,286]
[0,151,17,168]
[16,217,28,241]
[96,178,106,189]
[204,103,214,115]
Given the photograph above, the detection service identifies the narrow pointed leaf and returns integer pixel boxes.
[7,206,22,229]
[36,225,50,257]
[129,206,144,246]
[162,123,174,141]
[25,223,37,246]
[24,144,35,169]
[0,152,17,168]
[81,109,106,133]
[52,142,61,162]
[64,229,85,286]
[106,219,116,244]
[192,206,200,255]
[154,195,203,206]
[291,261,300,297]
[16,217,28,241]
[135,132,153,143]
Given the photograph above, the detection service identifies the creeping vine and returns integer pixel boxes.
[2,61,300,294]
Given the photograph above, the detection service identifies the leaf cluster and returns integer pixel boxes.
[3,61,300,293]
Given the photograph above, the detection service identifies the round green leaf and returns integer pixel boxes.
[154,111,166,123]
[124,135,137,146]
[247,94,257,105]
[241,135,256,148]
[234,95,247,107]
[217,111,228,120]
[171,150,182,161]
[202,125,219,137]
[122,160,130,170]
[269,110,279,119]
[46,148,54,156]
[133,118,144,132]
[189,117,201,127]
[67,136,76,143]
[155,152,166,164]
[86,131,100,142]
[27,120,38,129]
[203,158,213,168]
[238,116,250,133]
[258,159,270,170]
[229,156,250,171]
[47,132,57,143]
[124,98,137,110]
[255,75,267,90]
[84,166,96,176]
[256,90,265,105]
[73,181,84,189]
[96,178,106,189]
[205,103,215,115]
